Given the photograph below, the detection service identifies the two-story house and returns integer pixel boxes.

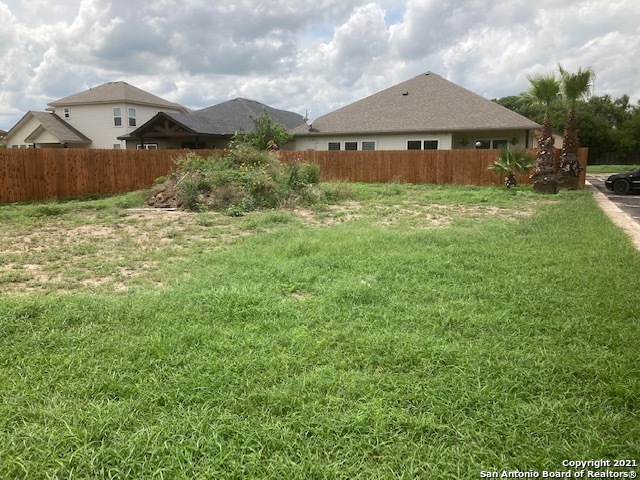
[4,82,189,149]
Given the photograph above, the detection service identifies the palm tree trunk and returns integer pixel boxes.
[557,108,582,189]
[531,114,558,193]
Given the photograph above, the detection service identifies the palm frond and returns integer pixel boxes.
[520,74,561,115]
[558,64,596,108]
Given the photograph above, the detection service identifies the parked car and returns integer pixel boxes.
[605,169,640,194]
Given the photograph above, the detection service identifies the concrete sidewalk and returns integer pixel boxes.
[586,179,640,251]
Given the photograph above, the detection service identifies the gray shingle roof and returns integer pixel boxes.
[174,98,305,135]
[24,112,91,144]
[292,72,540,135]
[126,98,306,138]
[48,81,188,113]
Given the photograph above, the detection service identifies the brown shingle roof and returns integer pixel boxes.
[48,81,188,113]
[292,72,540,135]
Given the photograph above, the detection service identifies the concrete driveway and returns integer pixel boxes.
[586,174,640,250]
[587,174,640,223]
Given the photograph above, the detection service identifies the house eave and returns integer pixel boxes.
[293,125,541,137]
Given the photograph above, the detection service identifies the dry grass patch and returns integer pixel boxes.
[0,188,541,295]
[0,209,249,294]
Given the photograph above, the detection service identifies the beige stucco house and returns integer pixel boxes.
[290,72,541,151]
[4,82,188,149]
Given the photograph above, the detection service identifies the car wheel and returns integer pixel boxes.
[613,179,631,194]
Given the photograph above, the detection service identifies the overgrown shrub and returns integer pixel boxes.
[150,148,324,214]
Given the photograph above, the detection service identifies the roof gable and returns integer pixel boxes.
[29,112,91,144]
[292,72,540,135]
[5,111,91,145]
[48,81,188,113]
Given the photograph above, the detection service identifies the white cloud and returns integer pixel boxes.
[1,0,639,130]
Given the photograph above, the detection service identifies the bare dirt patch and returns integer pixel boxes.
[0,209,247,295]
[0,201,534,295]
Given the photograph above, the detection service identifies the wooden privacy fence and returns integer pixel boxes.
[280,148,588,188]
[0,147,587,203]
[0,149,219,203]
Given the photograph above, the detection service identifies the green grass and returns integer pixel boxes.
[586,164,640,174]
[1,184,639,478]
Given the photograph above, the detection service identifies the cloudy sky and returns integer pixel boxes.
[1,0,639,130]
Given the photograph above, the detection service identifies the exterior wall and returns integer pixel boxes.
[51,103,185,149]
[30,128,60,145]
[293,132,453,151]
[293,129,535,151]
[451,130,534,149]
[5,116,42,148]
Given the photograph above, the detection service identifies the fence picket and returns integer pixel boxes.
[0,148,587,203]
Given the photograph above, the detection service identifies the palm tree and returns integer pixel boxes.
[489,146,535,188]
[521,74,561,193]
[557,65,596,189]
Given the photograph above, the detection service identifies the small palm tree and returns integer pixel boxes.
[521,74,561,193]
[557,65,595,189]
[489,146,535,188]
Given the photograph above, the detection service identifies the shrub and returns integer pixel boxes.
[157,147,324,213]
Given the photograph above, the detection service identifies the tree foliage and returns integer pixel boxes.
[497,90,640,164]
[230,111,293,151]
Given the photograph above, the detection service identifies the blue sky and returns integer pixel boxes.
[1,0,639,130]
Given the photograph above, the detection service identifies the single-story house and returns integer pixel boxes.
[290,71,541,151]
[4,82,189,149]
[119,98,306,150]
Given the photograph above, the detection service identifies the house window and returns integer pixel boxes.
[113,108,122,127]
[492,139,508,149]
[328,142,341,151]
[475,140,491,149]
[362,141,376,151]
[63,107,70,119]
[128,108,136,127]
[408,140,438,150]
[113,144,122,149]
[136,143,158,150]
[345,141,358,151]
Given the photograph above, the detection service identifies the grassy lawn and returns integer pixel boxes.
[586,164,640,174]
[1,183,639,479]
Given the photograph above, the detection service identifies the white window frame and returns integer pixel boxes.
[344,141,358,151]
[136,143,158,150]
[362,141,376,151]
[63,107,70,119]
[128,108,136,127]
[328,142,341,151]
[113,108,122,127]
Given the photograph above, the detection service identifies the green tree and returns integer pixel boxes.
[557,65,596,189]
[616,110,640,156]
[231,111,293,151]
[521,73,561,193]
